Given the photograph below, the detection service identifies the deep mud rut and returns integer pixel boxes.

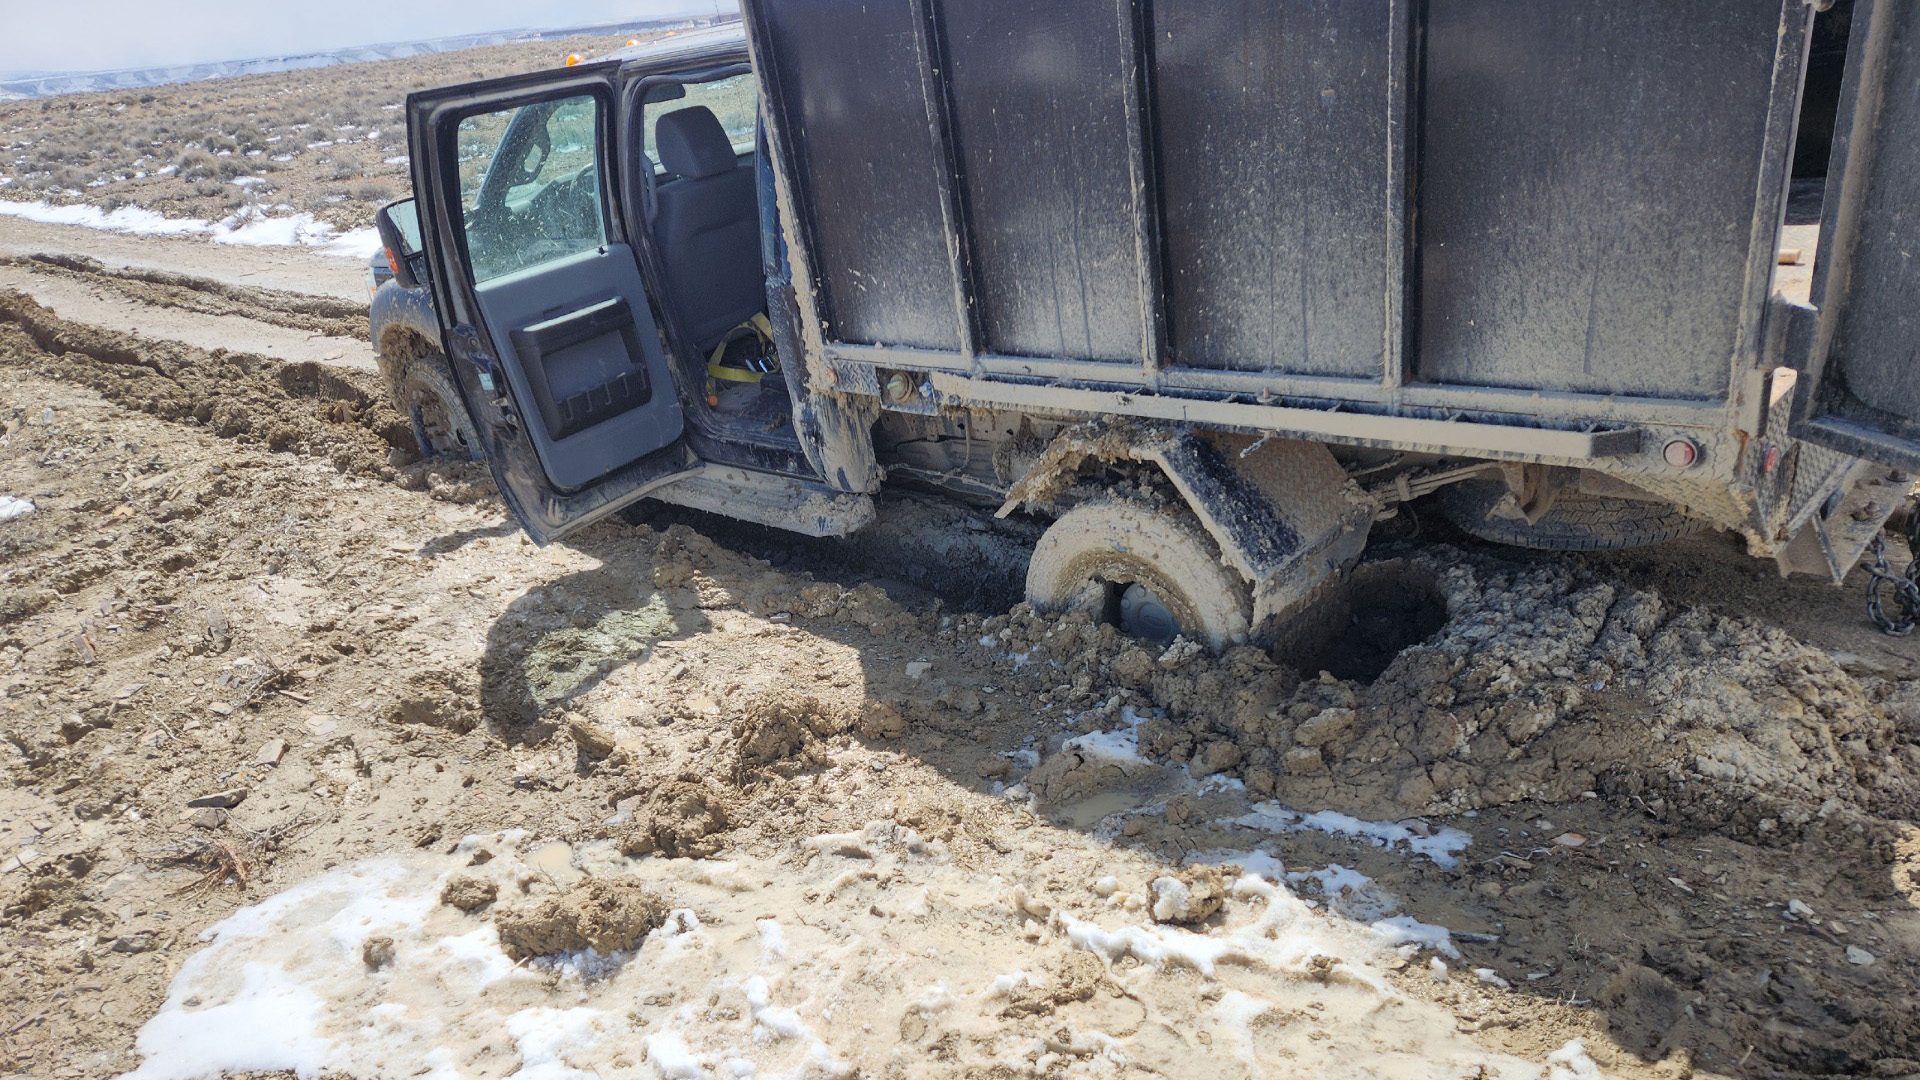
[2,278,1918,1080]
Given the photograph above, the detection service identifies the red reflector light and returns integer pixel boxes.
[1662,438,1701,469]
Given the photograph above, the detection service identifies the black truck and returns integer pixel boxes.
[368,1,1920,649]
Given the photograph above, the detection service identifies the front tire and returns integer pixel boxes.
[380,346,481,462]
[1025,498,1252,652]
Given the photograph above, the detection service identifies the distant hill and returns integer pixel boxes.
[0,14,734,99]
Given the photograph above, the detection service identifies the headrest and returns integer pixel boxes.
[656,106,737,180]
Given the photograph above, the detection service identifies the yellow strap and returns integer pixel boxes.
[706,314,779,384]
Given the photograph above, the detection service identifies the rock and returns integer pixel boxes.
[183,807,229,830]
[1552,832,1587,848]
[1846,945,1876,966]
[905,661,933,680]
[110,933,156,954]
[362,935,395,970]
[1787,899,1815,920]
[567,718,618,760]
[187,789,247,809]
[252,738,287,766]
[1293,707,1355,747]
[440,875,499,913]
[976,756,1013,780]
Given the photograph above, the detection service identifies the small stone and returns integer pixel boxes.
[187,789,247,809]
[905,661,933,680]
[1552,832,1586,848]
[1787,899,1815,920]
[183,807,229,830]
[1846,945,1875,966]
[110,933,156,954]
[975,756,1012,780]
[253,738,287,766]
[1293,707,1355,747]
[363,935,396,970]
[206,703,233,717]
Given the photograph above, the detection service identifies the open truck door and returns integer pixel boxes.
[1794,0,1920,472]
[407,64,698,544]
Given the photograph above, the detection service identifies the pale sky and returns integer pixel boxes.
[0,0,734,75]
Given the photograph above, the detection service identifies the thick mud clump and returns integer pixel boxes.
[987,550,1920,849]
[0,253,370,339]
[615,777,733,858]
[0,289,409,476]
[492,878,668,960]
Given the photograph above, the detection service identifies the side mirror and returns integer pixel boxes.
[375,197,430,290]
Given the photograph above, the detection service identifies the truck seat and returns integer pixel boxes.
[651,106,764,352]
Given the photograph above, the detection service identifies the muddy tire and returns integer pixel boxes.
[381,349,482,462]
[1437,480,1704,551]
[1026,498,1252,652]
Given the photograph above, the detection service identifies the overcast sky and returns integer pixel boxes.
[0,0,733,75]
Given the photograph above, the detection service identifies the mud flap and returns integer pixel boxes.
[1001,421,1377,634]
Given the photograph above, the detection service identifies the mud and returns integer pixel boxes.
[0,289,407,476]
[492,877,670,960]
[0,263,1916,1079]
[0,253,368,339]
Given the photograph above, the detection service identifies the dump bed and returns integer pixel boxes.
[744,0,1920,474]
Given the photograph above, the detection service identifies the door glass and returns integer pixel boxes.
[456,93,606,283]
[643,72,757,172]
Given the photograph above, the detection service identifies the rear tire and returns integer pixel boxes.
[1436,480,1704,551]
[1025,498,1252,652]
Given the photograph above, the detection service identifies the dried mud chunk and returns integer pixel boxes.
[1292,707,1355,747]
[1149,867,1227,925]
[618,779,732,858]
[440,874,498,913]
[857,700,907,740]
[1001,951,1105,1018]
[493,878,668,960]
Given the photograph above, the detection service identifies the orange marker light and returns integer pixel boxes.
[564,53,583,66]
[627,38,640,46]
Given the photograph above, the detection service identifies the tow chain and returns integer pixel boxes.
[1865,506,1920,636]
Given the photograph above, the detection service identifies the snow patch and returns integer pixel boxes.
[1231,802,1472,867]
[0,198,380,258]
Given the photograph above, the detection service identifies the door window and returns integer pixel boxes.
[456,93,606,283]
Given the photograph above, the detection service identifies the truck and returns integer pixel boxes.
[368,0,1920,651]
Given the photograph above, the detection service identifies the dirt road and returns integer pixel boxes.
[1,217,1916,1080]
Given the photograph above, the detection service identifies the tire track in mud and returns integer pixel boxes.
[0,288,409,476]
[0,252,369,340]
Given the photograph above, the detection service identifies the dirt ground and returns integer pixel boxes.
[0,31,666,232]
[1,216,1918,1080]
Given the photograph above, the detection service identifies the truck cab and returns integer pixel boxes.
[375,24,866,545]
